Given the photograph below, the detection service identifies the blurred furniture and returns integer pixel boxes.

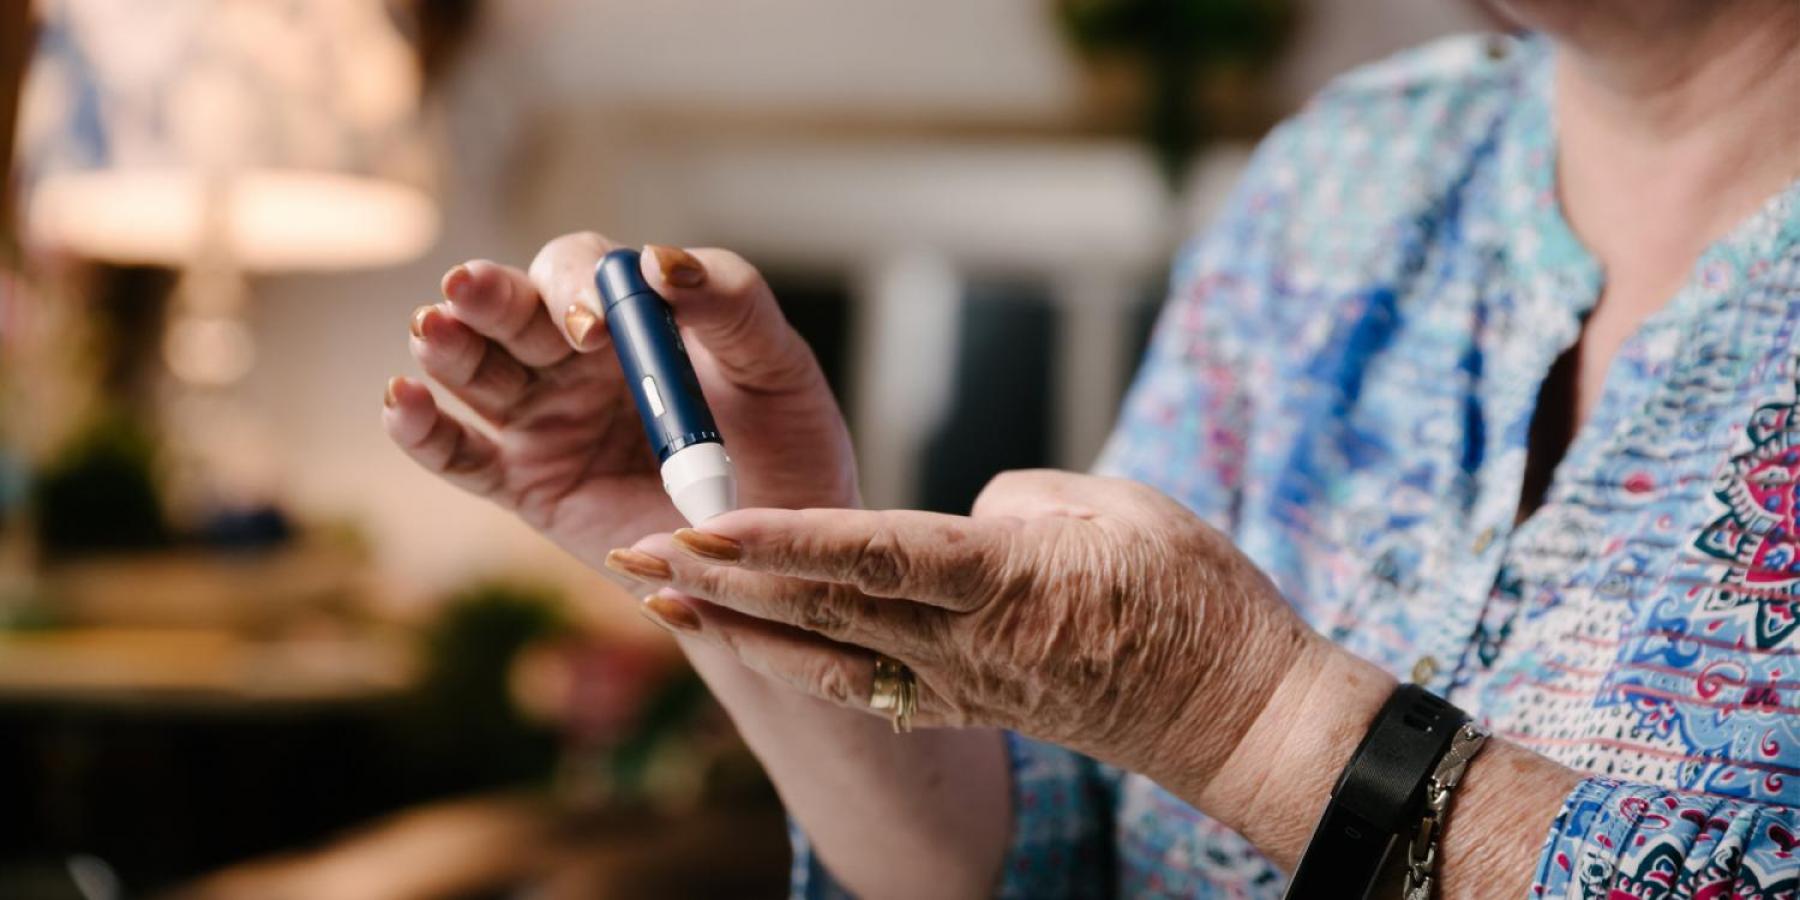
[584,129,1250,504]
[38,538,374,634]
[170,792,789,900]
[0,628,410,704]
[0,0,27,251]
[478,1,1274,507]
[0,628,417,894]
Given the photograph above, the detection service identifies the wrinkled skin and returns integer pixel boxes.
[625,469,1320,788]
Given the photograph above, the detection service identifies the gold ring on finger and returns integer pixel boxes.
[869,655,918,734]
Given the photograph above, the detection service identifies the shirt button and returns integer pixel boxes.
[1471,526,1497,555]
[1411,656,1440,684]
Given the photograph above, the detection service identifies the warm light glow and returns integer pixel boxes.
[18,0,439,271]
[163,313,257,386]
[28,169,439,270]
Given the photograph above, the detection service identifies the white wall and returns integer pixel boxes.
[482,0,1486,117]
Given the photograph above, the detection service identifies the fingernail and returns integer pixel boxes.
[384,376,402,408]
[647,244,705,288]
[565,304,600,348]
[442,264,472,303]
[641,592,701,633]
[605,548,673,582]
[410,304,434,339]
[673,528,741,563]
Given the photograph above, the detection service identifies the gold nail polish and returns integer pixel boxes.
[410,305,433,339]
[442,264,472,302]
[605,548,673,582]
[673,528,742,562]
[384,376,402,408]
[565,304,599,347]
[641,593,702,632]
[647,244,705,288]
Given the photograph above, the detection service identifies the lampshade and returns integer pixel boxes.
[15,0,439,271]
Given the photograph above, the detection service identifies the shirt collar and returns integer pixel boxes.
[1500,35,1800,330]
[1497,36,1602,351]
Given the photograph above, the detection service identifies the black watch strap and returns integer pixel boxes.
[1282,683,1466,900]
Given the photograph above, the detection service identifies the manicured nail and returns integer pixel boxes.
[384,376,402,408]
[647,244,705,288]
[565,304,600,348]
[410,304,434,339]
[605,548,673,582]
[641,592,701,633]
[441,264,472,303]
[673,528,741,562]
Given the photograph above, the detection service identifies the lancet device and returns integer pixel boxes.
[595,248,737,525]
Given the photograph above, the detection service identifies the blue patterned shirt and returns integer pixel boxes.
[795,33,1800,897]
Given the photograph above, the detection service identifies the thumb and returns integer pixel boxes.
[641,245,816,391]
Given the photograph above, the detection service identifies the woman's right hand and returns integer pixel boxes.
[382,232,858,573]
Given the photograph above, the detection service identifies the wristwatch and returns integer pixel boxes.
[1282,684,1467,900]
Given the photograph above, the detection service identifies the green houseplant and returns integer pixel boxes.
[1057,0,1298,188]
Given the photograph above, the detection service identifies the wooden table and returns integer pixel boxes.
[0,628,420,894]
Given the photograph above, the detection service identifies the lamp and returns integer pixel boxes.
[16,0,439,385]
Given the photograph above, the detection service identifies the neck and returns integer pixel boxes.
[1541,2,1800,293]
[1555,2,1800,145]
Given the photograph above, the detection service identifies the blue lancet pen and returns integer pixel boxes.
[595,248,737,525]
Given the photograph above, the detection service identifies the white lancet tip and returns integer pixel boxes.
[660,442,737,525]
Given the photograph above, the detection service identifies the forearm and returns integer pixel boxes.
[1193,642,1580,896]
[1432,736,1581,896]
[677,636,1011,900]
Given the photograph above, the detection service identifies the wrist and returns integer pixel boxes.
[1197,640,1395,870]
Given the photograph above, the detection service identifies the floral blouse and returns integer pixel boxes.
[793,32,1800,898]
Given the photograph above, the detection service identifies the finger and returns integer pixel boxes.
[408,303,534,424]
[527,231,618,352]
[662,508,1022,611]
[442,259,574,368]
[611,534,946,658]
[641,591,948,727]
[970,468,1135,520]
[382,376,508,501]
[641,245,819,391]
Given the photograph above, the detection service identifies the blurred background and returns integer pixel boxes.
[0,1,1494,897]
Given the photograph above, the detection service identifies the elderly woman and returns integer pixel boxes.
[383,0,1800,895]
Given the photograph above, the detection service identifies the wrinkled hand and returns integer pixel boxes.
[382,234,857,571]
[607,469,1323,790]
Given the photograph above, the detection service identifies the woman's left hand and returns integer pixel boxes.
[605,469,1330,795]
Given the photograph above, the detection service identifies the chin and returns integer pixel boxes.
[1490,0,1721,37]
